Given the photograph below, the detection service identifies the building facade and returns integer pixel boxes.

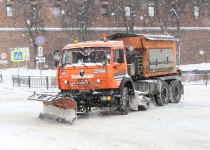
[0,0,210,69]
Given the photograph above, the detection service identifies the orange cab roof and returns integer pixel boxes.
[62,40,124,50]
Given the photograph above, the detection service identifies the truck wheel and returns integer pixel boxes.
[119,87,130,115]
[155,82,170,106]
[169,80,182,103]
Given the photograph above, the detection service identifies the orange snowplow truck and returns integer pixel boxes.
[28,33,183,124]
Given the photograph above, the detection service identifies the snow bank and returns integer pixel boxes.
[180,63,210,71]
[0,62,209,78]
[0,66,210,150]
[0,68,56,84]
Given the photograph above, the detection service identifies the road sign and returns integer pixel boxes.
[11,50,25,62]
[0,60,8,64]
[37,47,43,57]
[22,47,30,60]
[35,36,45,46]
[0,53,7,60]
[36,56,45,63]
[11,47,30,61]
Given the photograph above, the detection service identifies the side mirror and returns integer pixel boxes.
[58,62,63,67]
[53,51,60,67]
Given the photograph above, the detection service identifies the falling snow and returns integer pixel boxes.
[0,65,210,150]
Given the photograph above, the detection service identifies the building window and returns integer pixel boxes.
[6,0,13,17]
[31,5,37,17]
[53,6,61,17]
[53,0,61,17]
[148,0,155,16]
[124,7,130,17]
[7,6,13,16]
[7,0,13,5]
[101,0,108,16]
[194,6,199,16]
[194,0,200,17]
[30,0,38,18]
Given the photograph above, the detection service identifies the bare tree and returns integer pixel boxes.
[154,0,188,65]
[17,0,45,68]
[61,0,96,41]
[109,0,140,34]
[61,0,77,38]
[76,0,91,41]
[169,0,188,66]
[154,0,168,34]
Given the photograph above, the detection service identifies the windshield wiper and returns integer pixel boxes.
[82,63,88,68]
[93,62,100,67]
[65,63,76,68]
[71,64,77,68]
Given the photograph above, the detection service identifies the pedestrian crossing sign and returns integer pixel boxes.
[11,50,25,62]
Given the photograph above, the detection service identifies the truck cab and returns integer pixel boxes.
[57,40,134,114]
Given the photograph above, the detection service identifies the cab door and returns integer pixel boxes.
[112,49,127,81]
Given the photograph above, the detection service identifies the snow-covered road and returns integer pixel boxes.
[0,85,210,150]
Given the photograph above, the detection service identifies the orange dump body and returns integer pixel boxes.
[117,36,178,78]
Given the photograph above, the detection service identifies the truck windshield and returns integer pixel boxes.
[62,47,111,65]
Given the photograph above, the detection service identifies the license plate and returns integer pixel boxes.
[76,81,89,85]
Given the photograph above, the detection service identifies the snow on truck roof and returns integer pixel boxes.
[62,33,178,50]
[141,34,179,41]
[107,33,178,41]
[62,40,124,50]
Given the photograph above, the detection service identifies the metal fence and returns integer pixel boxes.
[12,75,57,89]
[182,70,210,86]
[10,70,210,89]
[0,74,2,83]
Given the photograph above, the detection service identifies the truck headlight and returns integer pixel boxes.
[97,79,101,83]
[64,80,68,84]
[101,96,112,101]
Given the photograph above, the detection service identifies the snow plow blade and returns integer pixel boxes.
[28,94,77,124]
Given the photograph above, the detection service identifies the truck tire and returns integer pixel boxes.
[169,80,182,103]
[119,87,130,115]
[155,82,170,106]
